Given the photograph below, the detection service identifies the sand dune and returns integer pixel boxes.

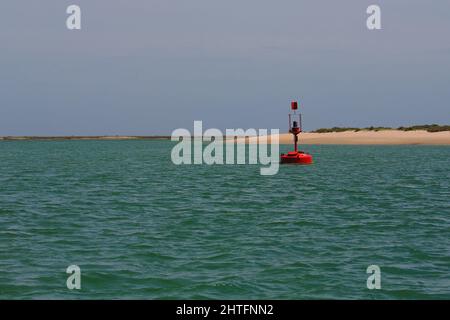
[233,130,450,145]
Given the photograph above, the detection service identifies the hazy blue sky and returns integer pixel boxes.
[0,0,449,135]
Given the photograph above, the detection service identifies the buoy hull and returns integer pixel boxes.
[280,151,313,165]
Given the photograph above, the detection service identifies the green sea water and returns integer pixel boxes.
[0,140,449,299]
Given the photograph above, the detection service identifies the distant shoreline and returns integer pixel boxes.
[0,136,172,141]
[1,130,450,145]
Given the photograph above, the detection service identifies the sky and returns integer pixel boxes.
[0,0,449,135]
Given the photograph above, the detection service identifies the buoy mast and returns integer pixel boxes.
[289,101,301,152]
[280,100,313,165]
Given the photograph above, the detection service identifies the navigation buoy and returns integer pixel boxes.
[280,101,313,165]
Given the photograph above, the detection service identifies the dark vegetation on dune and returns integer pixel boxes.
[312,124,450,133]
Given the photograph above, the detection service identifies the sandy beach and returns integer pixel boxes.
[1,130,449,145]
[234,130,450,145]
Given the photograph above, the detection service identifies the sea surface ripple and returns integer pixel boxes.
[0,141,449,299]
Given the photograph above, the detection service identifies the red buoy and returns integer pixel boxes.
[280,101,313,165]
